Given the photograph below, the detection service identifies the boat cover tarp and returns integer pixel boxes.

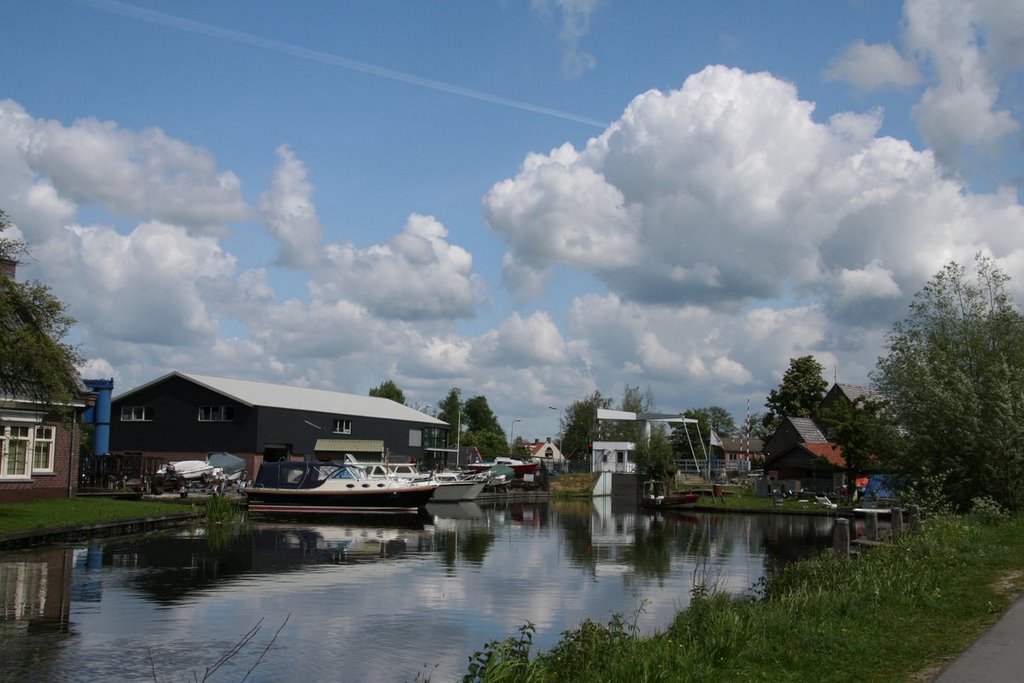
[207,451,246,476]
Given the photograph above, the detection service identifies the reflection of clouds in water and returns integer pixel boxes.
[7,504,831,682]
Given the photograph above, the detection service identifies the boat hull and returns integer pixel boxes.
[640,493,700,510]
[430,480,486,502]
[245,486,438,515]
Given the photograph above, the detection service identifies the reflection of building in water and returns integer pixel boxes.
[0,548,73,633]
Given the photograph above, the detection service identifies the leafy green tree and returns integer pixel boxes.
[874,255,1024,510]
[636,423,674,480]
[820,396,901,501]
[762,355,828,433]
[670,410,705,460]
[461,430,507,459]
[368,379,406,405]
[562,391,612,461]
[604,384,655,442]
[462,395,504,437]
[743,411,771,442]
[0,210,81,406]
[436,387,462,432]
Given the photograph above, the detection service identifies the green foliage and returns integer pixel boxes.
[437,387,462,431]
[602,385,653,442]
[561,391,612,461]
[819,396,901,498]
[762,355,827,433]
[461,430,508,459]
[635,424,674,480]
[968,496,1010,526]
[368,379,406,405]
[0,211,82,407]
[689,406,737,438]
[462,395,504,436]
[874,255,1024,511]
[463,513,1024,683]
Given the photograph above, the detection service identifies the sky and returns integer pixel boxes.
[2,0,1023,443]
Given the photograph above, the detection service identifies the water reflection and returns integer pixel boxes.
[1,501,833,682]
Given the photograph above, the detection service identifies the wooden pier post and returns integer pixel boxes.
[865,511,879,541]
[890,508,903,536]
[908,505,920,533]
[832,518,850,556]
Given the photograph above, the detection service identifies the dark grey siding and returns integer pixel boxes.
[255,407,438,460]
[109,374,447,462]
[109,375,257,454]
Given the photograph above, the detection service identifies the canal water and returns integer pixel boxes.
[1,499,833,682]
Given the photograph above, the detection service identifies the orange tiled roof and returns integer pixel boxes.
[802,442,845,467]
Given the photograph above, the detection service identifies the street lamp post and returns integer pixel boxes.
[549,406,563,469]
[510,419,522,454]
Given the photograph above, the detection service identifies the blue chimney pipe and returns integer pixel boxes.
[83,378,114,455]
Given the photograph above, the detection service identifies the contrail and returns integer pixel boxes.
[74,0,609,129]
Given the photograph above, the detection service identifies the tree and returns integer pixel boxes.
[462,395,504,437]
[762,355,827,434]
[873,255,1024,510]
[672,409,714,460]
[561,391,612,461]
[368,379,406,405]
[460,430,507,460]
[635,423,674,480]
[603,384,655,442]
[0,210,81,407]
[820,396,901,502]
[436,387,462,431]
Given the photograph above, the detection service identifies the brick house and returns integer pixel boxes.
[1,258,87,502]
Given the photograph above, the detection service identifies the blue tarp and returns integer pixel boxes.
[862,474,899,501]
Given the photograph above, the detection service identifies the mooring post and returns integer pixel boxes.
[908,505,920,533]
[832,518,850,556]
[890,508,903,536]
[865,511,879,541]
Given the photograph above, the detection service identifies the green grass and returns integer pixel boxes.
[0,497,197,535]
[461,512,1024,682]
[548,473,597,498]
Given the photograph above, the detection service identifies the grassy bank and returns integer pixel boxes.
[0,497,198,536]
[463,510,1024,682]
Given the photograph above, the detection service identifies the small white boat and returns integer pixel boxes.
[429,472,486,502]
[156,459,215,481]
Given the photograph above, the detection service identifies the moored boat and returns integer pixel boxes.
[429,473,486,502]
[640,479,700,510]
[466,456,540,477]
[245,461,438,515]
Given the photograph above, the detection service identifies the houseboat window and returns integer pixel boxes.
[1,425,31,477]
[408,429,422,448]
[333,419,352,434]
[32,426,55,472]
[121,406,153,421]
[198,406,235,422]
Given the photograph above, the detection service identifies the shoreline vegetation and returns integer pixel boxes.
[460,507,1024,683]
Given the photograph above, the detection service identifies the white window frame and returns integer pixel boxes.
[333,419,352,435]
[31,425,55,473]
[198,405,235,422]
[1,424,33,480]
[121,405,153,421]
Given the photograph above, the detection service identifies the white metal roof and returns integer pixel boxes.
[115,372,448,426]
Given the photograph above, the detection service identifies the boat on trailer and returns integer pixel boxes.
[245,461,438,515]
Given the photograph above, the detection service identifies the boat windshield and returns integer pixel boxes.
[328,465,361,480]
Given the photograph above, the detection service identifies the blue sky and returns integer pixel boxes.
[2,0,1022,442]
